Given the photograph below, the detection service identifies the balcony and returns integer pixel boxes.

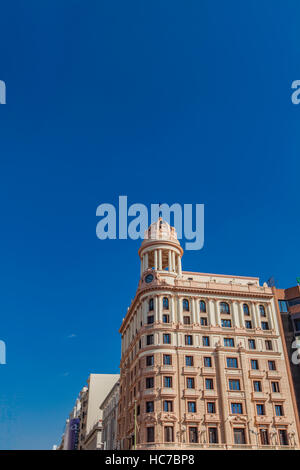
[183,412,202,422]
[267,370,281,379]
[249,370,264,379]
[160,365,175,374]
[251,391,268,401]
[270,392,284,401]
[202,389,218,399]
[160,388,177,397]
[182,366,198,375]
[201,367,216,376]
[204,413,221,424]
[274,415,289,425]
[254,415,272,425]
[143,365,156,376]
[183,389,200,398]
[143,388,156,397]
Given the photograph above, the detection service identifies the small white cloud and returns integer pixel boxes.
[67,333,77,338]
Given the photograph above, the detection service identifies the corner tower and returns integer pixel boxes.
[138,218,183,278]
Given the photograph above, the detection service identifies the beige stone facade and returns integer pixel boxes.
[118,219,300,450]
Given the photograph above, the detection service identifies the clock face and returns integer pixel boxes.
[145,274,154,284]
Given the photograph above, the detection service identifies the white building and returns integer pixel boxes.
[100,380,120,450]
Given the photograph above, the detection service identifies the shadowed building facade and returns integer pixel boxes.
[118,219,300,450]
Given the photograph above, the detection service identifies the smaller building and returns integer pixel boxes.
[100,380,120,450]
[78,374,119,450]
[273,284,300,418]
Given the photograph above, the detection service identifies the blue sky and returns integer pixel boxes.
[0,0,300,449]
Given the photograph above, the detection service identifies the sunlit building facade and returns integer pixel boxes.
[118,219,300,449]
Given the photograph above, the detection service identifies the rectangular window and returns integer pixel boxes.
[271,381,280,393]
[200,317,208,326]
[203,336,210,346]
[207,402,216,413]
[260,429,269,445]
[204,357,212,367]
[231,403,243,414]
[164,376,172,388]
[146,377,154,389]
[163,400,173,412]
[268,361,276,371]
[278,300,288,313]
[163,334,171,344]
[256,404,265,415]
[185,356,194,366]
[188,401,196,413]
[163,354,172,365]
[146,355,154,366]
[278,429,288,446]
[265,340,273,351]
[147,315,154,324]
[147,335,154,345]
[245,320,252,329]
[261,322,269,330]
[183,316,191,325]
[205,378,214,390]
[248,339,256,350]
[251,359,259,370]
[185,335,193,346]
[275,404,283,416]
[146,401,154,413]
[164,426,174,443]
[224,338,234,347]
[187,377,195,389]
[189,427,198,443]
[229,379,240,391]
[162,314,170,323]
[208,427,218,444]
[222,319,232,328]
[147,427,154,443]
[234,428,246,444]
[227,357,238,368]
[253,381,262,392]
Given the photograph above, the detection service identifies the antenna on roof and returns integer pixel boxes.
[267,276,276,287]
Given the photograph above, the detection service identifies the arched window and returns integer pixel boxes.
[243,303,250,316]
[259,305,266,317]
[200,300,206,313]
[220,302,230,314]
[163,297,169,310]
[183,299,189,311]
[149,298,154,311]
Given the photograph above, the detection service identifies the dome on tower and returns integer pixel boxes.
[144,217,178,242]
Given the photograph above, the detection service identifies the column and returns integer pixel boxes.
[171,297,175,322]
[214,300,221,326]
[238,302,245,328]
[154,296,158,323]
[177,255,182,275]
[157,296,162,323]
[232,301,239,328]
[172,251,176,273]
[154,250,158,270]
[191,298,196,324]
[145,253,149,270]
[178,297,183,323]
[158,250,162,270]
[267,303,274,330]
[168,251,172,272]
[251,303,258,328]
[142,299,148,325]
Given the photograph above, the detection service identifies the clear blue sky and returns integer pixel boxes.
[0,0,299,450]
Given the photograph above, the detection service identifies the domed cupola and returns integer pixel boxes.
[138,217,183,278]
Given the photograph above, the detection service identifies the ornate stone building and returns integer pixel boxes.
[118,219,300,449]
